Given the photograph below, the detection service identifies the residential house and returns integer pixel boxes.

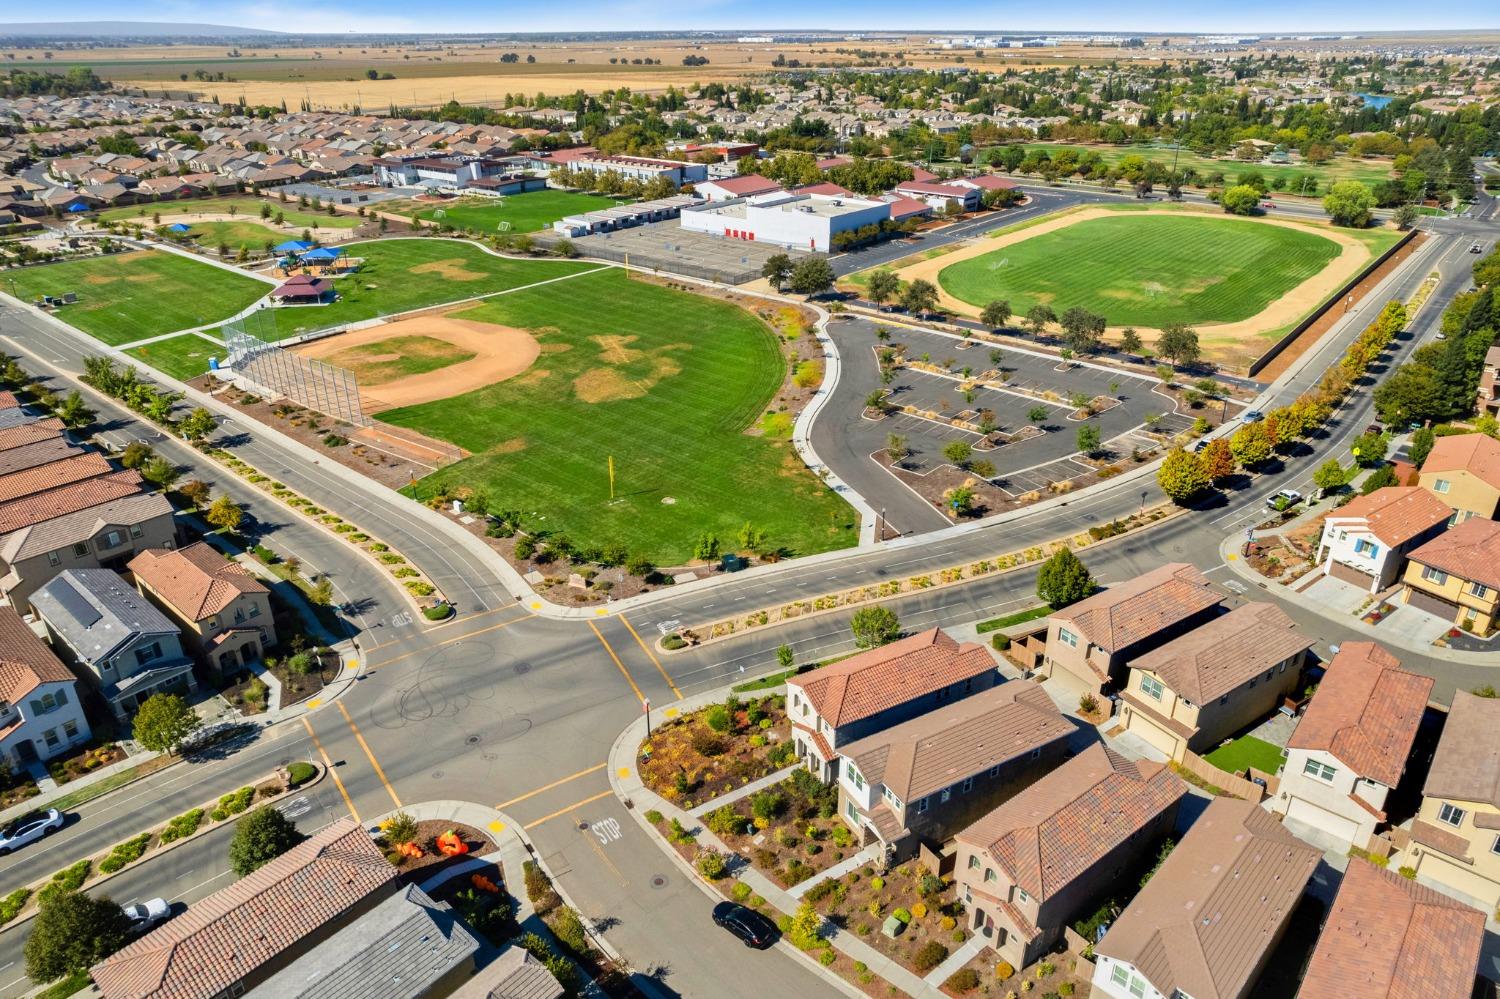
[695,174,783,201]
[953,744,1186,969]
[1297,859,1485,999]
[786,628,1000,783]
[1401,517,1500,636]
[835,681,1073,857]
[1119,602,1314,761]
[0,605,91,775]
[1314,486,1452,593]
[1398,690,1500,913]
[891,180,981,212]
[1273,642,1432,849]
[92,817,399,999]
[447,947,564,999]
[31,568,197,720]
[1418,432,1500,522]
[1477,345,1500,418]
[1091,798,1319,999]
[128,542,276,678]
[1040,562,1223,692]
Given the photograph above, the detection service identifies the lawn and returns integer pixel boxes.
[1204,734,1286,776]
[381,268,859,564]
[937,214,1343,329]
[213,238,603,342]
[162,219,294,252]
[100,195,360,229]
[409,190,625,233]
[124,333,223,382]
[6,249,271,346]
[323,334,475,385]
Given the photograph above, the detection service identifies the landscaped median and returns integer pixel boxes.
[0,761,320,932]
[660,503,1183,651]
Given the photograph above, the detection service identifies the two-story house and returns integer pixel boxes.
[1297,859,1485,999]
[1418,432,1500,522]
[953,744,1186,970]
[1091,798,1319,999]
[30,569,197,721]
[1273,642,1432,850]
[1476,345,1500,418]
[834,681,1073,859]
[786,628,999,783]
[1314,486,1452,593]
[0,605,91,775]
[1119,602,1314,762]
[128,543,276,679]
[1401,517,1500,636]
[1396,690,1500,913]
[1040,562,1222,692]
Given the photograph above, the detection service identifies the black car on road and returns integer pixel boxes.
[712,902,779,949]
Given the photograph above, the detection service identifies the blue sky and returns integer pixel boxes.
[16,1,1496,35]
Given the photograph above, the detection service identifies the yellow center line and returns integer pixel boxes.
[522,789,614,830]
[496,763,607,809]
[588,620,644,704]
[336,701,402,810]
[619,613,682,700]
[302,717,359,824]
[374,611,534,670]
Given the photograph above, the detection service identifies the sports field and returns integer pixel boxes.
[378,269,858,563]
[162,220,291,252]
[322,335,476,386]
[124,333,222,382]
[100,196,360,229]
[6,250,271,346]
[937,213,1343,329]
[406,190,624,233]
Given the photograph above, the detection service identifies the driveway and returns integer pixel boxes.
[1366,599,1454,649]
[1300,573,1377,615]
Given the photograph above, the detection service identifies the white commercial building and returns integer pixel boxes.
[679,191,890,253]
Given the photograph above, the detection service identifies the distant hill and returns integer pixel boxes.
[0,21,286,38]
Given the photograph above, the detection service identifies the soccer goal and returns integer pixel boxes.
[496,221,513,232]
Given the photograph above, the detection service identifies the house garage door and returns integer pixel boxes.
[1407,587,1458,618]
[1327,560,1375,588]
[1124,708,1182,760]
[1286,796,1360,844]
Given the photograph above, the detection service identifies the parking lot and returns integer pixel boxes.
[557,220,811,283]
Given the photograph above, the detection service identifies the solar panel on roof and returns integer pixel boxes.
[49,577,101,628]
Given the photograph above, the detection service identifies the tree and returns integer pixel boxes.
[1118,328,1143,357]
[1373,362,1445,426]
[886,433,909,463]
[120,440,153,469]
[850,605,900,649]
[179,479,211,508]
[866,268,899,309]
[942,439,972,467]
[1220,184,1260,215]
[980,299,1012,330]
[1323,180,1375,227]
[53,390,94,430]
[1352,431,1387,467]
[946,484,976,517]
[132,692,201,754]
[229,806,306,876]
[761,253,793,291]
[179,406,217,443]
[1075,424,1101,456]
[1036,548,1095,607]
[1409,425,1436,467]
[1200,438,1235,481]
[1313,459,1347,494]
[205,495,243,532]
[1060,307,1105,356]
[1027,405,1048,424]
[776,644,794,669]
[1024,304,1056,334]
[1393,204,1419,230]
[787,257,834,297]
[141,456,180,492]
[1157,324,1200,366]
[1158,448,1209,504]
[309,576,334,606]
[1230,422,1273,468]
[23,890,130,983]
[901,279,939,317]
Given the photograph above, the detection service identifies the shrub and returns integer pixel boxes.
[662,633,686,650]
[947,969,982,993]
[705,805,747,837]
[819,947,836,966]
[1398,865,1418,879]
[37,861,91,906]
[523,861,561,914]
[940,915,957,931]
[803,878,839,903]
[913,941,949,972]
[382,811,420,846]
[98,833,152,874]
[159,808,204,844]
[705,704,732,732]
[286,761,316,787]
[697,850,728,880]
[892,907,912,924]
[918,873,944,897]
[1059,984,1076,997]
[0,888,31,925]
[830,825,853,848]
[869,875,884,891]
[668,818,696,844]
[552,906,589,956]
[911,902,928,920]
[996,961,1015,981]
[1037,961,1056,978]
[643,809,663,824]
[732,881,753,902]
[992,633,1011,651]
[209,786,254,821]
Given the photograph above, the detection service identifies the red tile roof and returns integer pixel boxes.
[128,542,268,622]
[787,628,995,729]
[91,817,396,999]
[1287,642,1432,786]
[1421,433,1500,491]
[791,182,854,197]
[1407,516,1500,591]
[1298,860,1484,999]
[884,196,933,219]
[703,174,781,196]
[0,451,112,504]
[0,469,144,535]
[0,604,77,705]
[1053,562,1220,653]
[894,180,973,198]
[0,390,19,410]
[956,744,1185,901]
[0,418,65,453]
[1332,486,1452,548]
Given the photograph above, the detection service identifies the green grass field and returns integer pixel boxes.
[324,335,475,385]
[124,333,222,382]
[1204,735,1286,776]
[161,220,291,252]
[215,239,602,342]
[938,214,1343,328]
[6,250,270,346]
[100,196,360,230]
[409,190,624,233]
[379,269,858,564]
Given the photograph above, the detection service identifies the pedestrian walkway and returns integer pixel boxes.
[787,843,882,899]
[688,764,798,818]
[924,934,987,986]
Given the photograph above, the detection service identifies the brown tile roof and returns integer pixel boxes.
[1423,689,1500,808]
[128,542,267,622]
[1287,642,1432,787]
[0,437,83,478]
[1409,819,1472,861]
[0,490,173,565]
[1298,860,1484,999]
[1095,798,1319,999]
[1421,433,1500,491]
[0,469,143,535]
[1129,602,1313,705]
[792,722,835,762]
[1052,563,1221,653]
[1118,690,1197,741]
[0,418,65,453]
[840,681,1072,802]
[955,744,1186,901]
[91,817,397,999]
[1407,517,1500,592]
[1332,487,1452,548]
[0,390,18,409]
[0,451,112,504]
[0,603,77,704]
[787,628,996,729]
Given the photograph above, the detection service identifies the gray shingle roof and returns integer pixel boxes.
[31,568,179,664]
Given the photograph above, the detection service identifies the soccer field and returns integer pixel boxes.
[410,190,624,233]
[99,196,360,229]
[6,250,271,346]
[378,269,858,564]
[937,214,1344,329]
[124,333,222,382]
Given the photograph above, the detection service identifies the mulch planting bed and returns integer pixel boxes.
[712,769,856,887]
[387,820,496,882]
[639,694,793,807]
[940,947,1095,998]
[805,861,970,979]
[47,742,126,785]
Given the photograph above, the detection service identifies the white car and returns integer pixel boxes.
[123,897,171,933]
[1266,489,1303,510]
[0,809,63,854]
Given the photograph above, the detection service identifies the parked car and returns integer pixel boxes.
[1365,423,1384,436]
[1473,243,1486,254]
[712,902,779,949]
[1243,410,1265,423]
[0,808,64,854]
[1190,438,1210,453]
[123,897,172,934]
[1266,489,1303,510]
